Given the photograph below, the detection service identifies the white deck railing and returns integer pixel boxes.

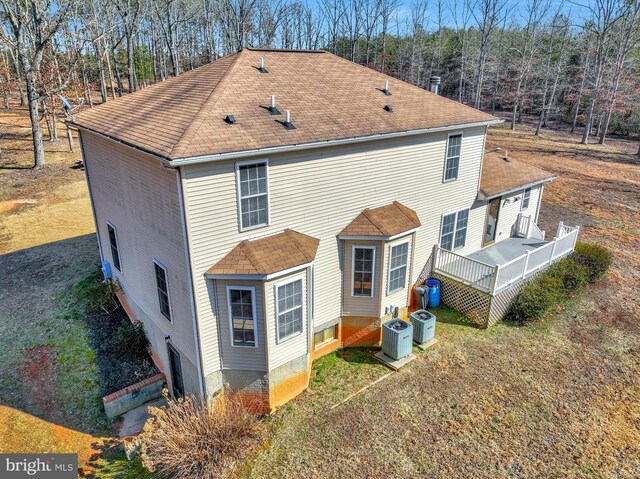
[515,213,545,240]
[433,221,580,295]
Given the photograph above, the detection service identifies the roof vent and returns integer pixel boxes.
[382,80,391,96]
[429,76,441,95]
[258,57,268,74]
[283,110,295,130]
[384,104,393,112]
[502,150,510,162]
[224,114,236,124]
[268,95,280,115]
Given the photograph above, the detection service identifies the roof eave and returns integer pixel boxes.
[337,227,420,241]
[168,119,504,167]
[205,262,313,281]
[478,175,558,201]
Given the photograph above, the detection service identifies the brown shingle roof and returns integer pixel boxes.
[206,229,319,276]
[339,201,421,238]
[72,48,498,160]
[480,152,557,198]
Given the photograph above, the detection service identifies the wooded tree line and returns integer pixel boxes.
[1,0,639,167]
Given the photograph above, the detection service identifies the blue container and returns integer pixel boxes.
[426,279,441,308]
[101,260,113,280]
[382,319,413,360]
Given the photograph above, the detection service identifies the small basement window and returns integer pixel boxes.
[314,325,337,349]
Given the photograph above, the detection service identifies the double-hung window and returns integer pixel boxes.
[154,260,171,321]
[107,222,121,272]
[388,242,409,293]
[440,209,469,251]
[236,161,269,231]
[276,279,303,342]
[352,246,375,297]
[227,287,257,347]
[521,188,531,210]
[443,134,462,181]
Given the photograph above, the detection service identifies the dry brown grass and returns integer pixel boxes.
[141,391,264,479]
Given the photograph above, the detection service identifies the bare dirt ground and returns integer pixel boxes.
[0,104,105,467]
[1,104,639,478]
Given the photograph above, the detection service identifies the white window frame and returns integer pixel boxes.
[106,221,121,272]
[235,159,271,232]
[153,259,172,322]
[442,132,463,182]
[521,188,531,211]
[226,285,258,348]
[439,209,470,252]
[387,241,410,295]
[274,274,305,344]
[351,245,376,298]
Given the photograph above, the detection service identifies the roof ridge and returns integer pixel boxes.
[393,201,420,227]
[238,240,263,274]
[361,208,387,236]
[283,229,313,262]
[169,51,244,158]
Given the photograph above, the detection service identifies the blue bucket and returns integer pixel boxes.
[426,279,441,308]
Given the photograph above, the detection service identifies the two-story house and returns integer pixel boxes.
[71,48,577,411]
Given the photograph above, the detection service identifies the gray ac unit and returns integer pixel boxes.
[382,319,413,360]
[410,309,436,344]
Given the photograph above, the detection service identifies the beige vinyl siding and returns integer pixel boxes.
[380,235,413,316]
[81,132,199,389]
[342,240,383,317]
[494,185,542,242]
[214,279,267,372]
[183,126,488,375]
[520,185,542,225]
[265,270,309,371]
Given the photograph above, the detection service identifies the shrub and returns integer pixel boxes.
[84,279,120,315]
[507,275,563,323]
[141,391,263,479]
[111,320,150,360]
[572,242,612,283]
[546,258,589,292]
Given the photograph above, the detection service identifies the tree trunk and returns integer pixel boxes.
[26,73,45,168]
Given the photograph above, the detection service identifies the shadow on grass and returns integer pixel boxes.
[429,305,482,329]
[335,347,379,365]
[85,439,152,479]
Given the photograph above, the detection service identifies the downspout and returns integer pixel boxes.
[78,130,105,265]
[535,185,544,224]
[176,167,206,397]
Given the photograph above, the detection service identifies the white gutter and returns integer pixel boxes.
[337,227,421,241]
[478,176,558,201]
[169,119,504,167]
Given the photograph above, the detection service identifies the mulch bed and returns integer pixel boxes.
[86,308,159,397]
